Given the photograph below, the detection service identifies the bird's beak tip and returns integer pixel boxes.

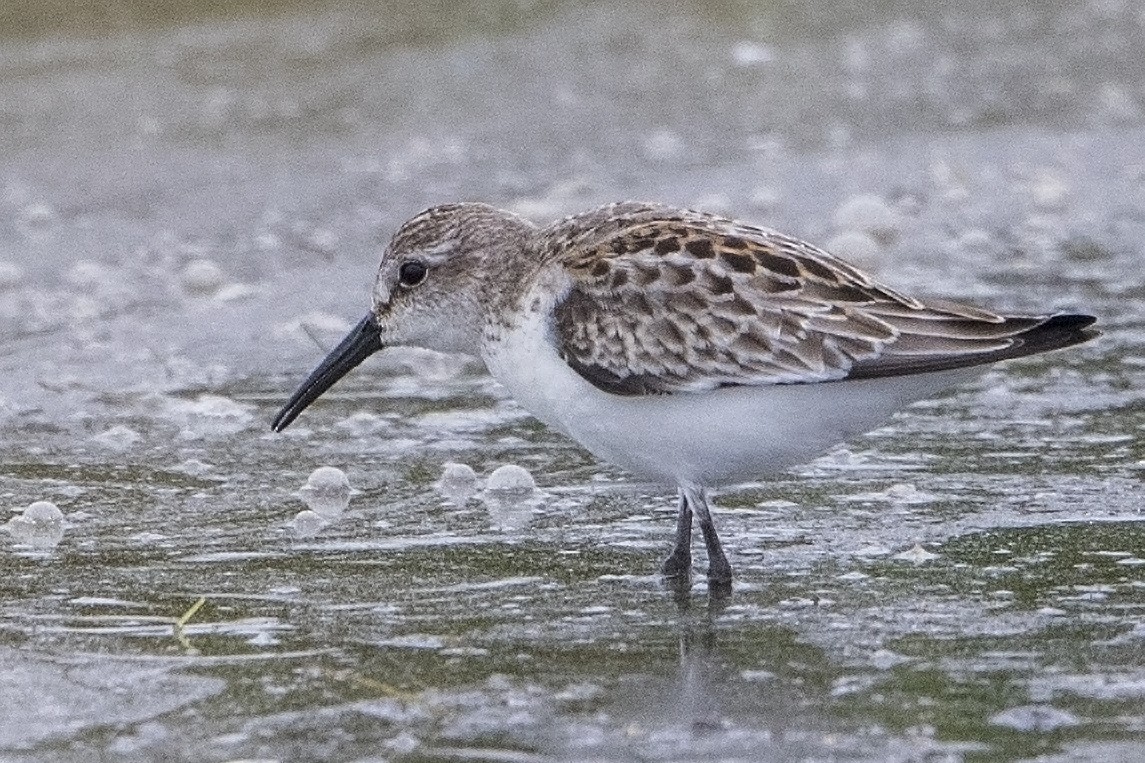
[270,314,382,432]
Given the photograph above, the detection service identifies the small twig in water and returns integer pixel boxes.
[173,596,207,651]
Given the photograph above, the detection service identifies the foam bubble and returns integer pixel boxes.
[179,258,226,296]
[0,260,25,290]
[731,41,773,67]
[91,425,141,451]
[895,544,939,564]
[6,500,65,548]
[299,466,351,518]
[825,230,881,270]
[990,705,1079,732]
[1027,170,1069,212]
[65,260,114,289]
[485,464,536,493]
[436,462,480,503]
[832,193,901,245]
[481,466,539,532]
[747,186,781,214]
[642,130,683,162]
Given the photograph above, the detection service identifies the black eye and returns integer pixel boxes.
[398,260,428,288]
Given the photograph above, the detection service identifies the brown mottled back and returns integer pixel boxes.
[545,203,1091,395]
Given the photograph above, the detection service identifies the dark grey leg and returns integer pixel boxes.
[685,486,732,587]
[659,490,692,578]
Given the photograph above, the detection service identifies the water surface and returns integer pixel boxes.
[1,2,1142,760]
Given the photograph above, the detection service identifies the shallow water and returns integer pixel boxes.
[1,2,1143,760]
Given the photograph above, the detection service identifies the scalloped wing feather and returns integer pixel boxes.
[549,206,1090,395]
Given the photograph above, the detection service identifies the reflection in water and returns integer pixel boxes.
[575,587,826,761]
[5,500,64,549]
[290,508,327,537]
[665,589,734,735]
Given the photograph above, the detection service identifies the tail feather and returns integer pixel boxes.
[846,313,1098,380]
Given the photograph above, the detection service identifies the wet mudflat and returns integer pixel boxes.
[1,2,1143,760]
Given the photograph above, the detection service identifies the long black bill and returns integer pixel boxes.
[271,314,383,432]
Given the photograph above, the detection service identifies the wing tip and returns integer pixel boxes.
[844,312,1099,381]
[1022,313,1100,353]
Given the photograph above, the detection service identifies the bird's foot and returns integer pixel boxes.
[706,557,733,591]
[660,548,692,579]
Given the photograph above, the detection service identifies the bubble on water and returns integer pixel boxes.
[1028,170,1069,212]
[162,394,254,438]
[894,544,939,564]
[746,186,781,215]
[941,184,971,205]
[65,259,113,289]
[929,159,959,188]
[304,465,350,492]
[90,425,141,451]
[0,260,25,290]
[486,465,536,494]
[213,283,256,302]
[24,501,64,524]
[692,193,733,215]
[642,130,683,162]
[842,483,937,504]
[870,649,910,670]
[291,509,326,537]
[275,311,352,343]
[855,545,892,557]
[825,230,881,270]
[832,193,901,245]
[378,634,447,649]
[755,498,798,510]
[21,202,56,226]
[507,178,595,222]
[1018,213,1068,257]
[6,500,65,549]
[1095,82,1142,124]
[384,732,421,756]
[436,462,480,504]
[990,705,1080,732]
[482,465,539,532]
[172,459,214,477]
[509,195,566,221]
[299,466,351,518]
[401,347,471,381]
[957,228,995,255]
[179,258,226,296]
[553,681,605,707]
[333,411,390,436]
[731,40,773,67]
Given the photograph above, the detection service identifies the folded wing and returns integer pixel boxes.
[549,204,1096,395]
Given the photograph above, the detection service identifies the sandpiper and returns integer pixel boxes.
[272,201,1097,588]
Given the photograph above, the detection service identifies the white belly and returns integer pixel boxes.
[482,300,978,488]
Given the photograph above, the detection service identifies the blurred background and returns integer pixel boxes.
[0,2,1142,761]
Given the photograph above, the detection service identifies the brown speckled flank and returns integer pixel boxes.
[274,201,1098,588]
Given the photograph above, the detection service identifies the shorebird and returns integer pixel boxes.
[272,201,1097,588]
